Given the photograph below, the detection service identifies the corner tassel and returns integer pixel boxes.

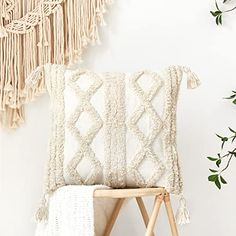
[175,195,190,225]
[35,194,49,222]
[182,66,201,89]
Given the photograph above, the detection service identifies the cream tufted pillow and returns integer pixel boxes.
[32,64,200,200]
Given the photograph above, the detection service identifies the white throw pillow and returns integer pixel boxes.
[37,64,200,197]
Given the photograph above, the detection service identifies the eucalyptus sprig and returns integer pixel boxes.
[211,0,236,25]
[207,91,236,189]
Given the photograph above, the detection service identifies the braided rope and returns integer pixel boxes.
[3,0,15,19]
[4,0,64,34]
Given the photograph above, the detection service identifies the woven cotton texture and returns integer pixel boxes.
[30,64,200,221]
[30,64,200,222]
[35,185,109,236]
[40,64,199,190]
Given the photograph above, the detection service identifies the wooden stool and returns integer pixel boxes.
[94,188,179,236]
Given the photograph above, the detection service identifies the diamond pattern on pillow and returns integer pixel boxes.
[127,71,166,187]
[43,65,201,196]
[66,70,103,184]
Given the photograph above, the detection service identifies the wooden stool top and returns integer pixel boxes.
[93,187,178,236]
[94,187,166,198]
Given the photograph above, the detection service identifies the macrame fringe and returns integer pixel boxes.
[0,0,113,129]
[0,26,8,38]
[175,195,190,225]
[24,65,46,103]
[181,66,201,89]
[0,0,8,38]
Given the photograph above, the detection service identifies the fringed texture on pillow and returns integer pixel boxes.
[167,65,200,225]
[35,64,66,223]
[0,0,113,129]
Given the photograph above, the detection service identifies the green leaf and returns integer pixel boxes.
[216,159,221,167]
[219,15,222,25]
[216,134,223,139]
[216,15,219,25]
[208,174,218,182]
[229,151,236,157]
[209,169,218,173]
[215,178,221,189]
[233,99,236,105]
[210,11,217,17]
[211,11,221,17]
[221,138,228,149]
[229,127,236,133]
[207,156,218,161]
[229,151,236,154]
[225,94,236,99]
[220,176,227,184]
[232,136,236,143]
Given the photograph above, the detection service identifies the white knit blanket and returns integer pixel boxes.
[35,185,114,236]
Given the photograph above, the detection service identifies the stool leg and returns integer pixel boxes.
[103,198,125,236]
[136,197,155,236]
[164,193,179,236]
[145,194,163,236]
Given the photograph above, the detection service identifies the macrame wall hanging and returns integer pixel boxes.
[0,0,112,129]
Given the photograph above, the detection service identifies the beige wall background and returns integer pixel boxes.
[1,0,236,235]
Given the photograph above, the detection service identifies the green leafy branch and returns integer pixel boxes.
[207,91,236,189]
[211,0,236,25]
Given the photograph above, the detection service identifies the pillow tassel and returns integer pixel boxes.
[175,195,190,225]
[181,66,201,89]
[35,194,49,222]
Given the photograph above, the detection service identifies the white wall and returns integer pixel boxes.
[1,0,236,235]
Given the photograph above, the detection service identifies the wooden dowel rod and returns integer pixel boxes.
[145,194,163,236]
[103,198,125,236]
[164,194,179,236]
[136,197,155,236]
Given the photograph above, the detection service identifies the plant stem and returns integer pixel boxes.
[220,153,231,159]
[224,6,236,13]
[221,155,233,173]
[220,148,236,173]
